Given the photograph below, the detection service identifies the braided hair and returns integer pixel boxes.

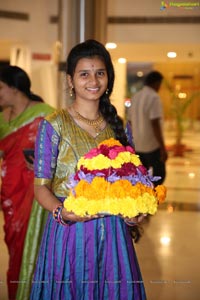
[66,39,129,146]
[0,65,43,102]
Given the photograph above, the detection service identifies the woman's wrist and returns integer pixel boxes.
[52,205,75,226]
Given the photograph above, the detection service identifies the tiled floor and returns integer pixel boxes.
[0,129,200,300]
[135,129,200,300]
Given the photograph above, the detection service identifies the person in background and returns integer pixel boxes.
[0,65,54,300]
[30,39,147,300]
[128,71,168,185]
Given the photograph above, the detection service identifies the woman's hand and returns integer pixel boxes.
[26,159,34,170]
[61,207,99,223]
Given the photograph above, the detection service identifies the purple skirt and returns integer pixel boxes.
[30,214,146,300]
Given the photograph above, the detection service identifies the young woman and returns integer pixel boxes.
[30,39,146,300]
[0,65,54,300]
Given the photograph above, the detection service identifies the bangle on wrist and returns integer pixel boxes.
[59,211,75,226]
[52,205,74,226]
[52,205,63,223]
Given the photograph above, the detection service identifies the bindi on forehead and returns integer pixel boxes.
[76,57,106,72]
[88,63,97,69]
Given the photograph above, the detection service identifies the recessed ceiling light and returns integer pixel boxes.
[167,52,177,58]
[105,42,117,49]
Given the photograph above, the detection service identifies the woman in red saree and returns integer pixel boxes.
[0,66,54,300]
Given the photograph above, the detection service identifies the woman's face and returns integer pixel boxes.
[0,81,15,108]
[69,56,108,103]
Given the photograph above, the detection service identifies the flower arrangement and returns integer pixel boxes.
[63,138,166,218]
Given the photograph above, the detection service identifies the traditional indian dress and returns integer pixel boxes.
[30,110,146,300]
[0,103,54,300]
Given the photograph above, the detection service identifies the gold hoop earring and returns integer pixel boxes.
[105,88,109,95]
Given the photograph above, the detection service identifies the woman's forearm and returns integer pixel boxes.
[34,185,62,212]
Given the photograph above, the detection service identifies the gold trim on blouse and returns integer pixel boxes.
[34,178,52,187]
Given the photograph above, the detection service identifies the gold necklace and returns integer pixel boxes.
[75,110,104,134]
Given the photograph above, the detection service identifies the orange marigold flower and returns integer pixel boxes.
[109,180,132,198]
[98,138,122,148]
[155,185,167,204]
[73,180,90,197]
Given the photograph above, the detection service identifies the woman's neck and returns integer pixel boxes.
[72,102,100,120]
[7,96,31,123]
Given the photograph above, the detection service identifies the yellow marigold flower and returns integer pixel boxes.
[64,193,159,218]
[130,154,142,166]
[120,197,138,218]
[136,194,157,214]
[78,155,111,170]
[90,155,111,170]
[110,152,129,168]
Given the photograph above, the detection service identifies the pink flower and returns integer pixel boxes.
[125,145,135,154]
[84,148,101,158]
[108,146,126,159]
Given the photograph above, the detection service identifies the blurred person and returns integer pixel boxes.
[128,71,168,185]
[0,65,54,300]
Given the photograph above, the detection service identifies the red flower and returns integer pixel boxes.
[98,145,110,156]
[137,165,148,175]
[115,163,137,176]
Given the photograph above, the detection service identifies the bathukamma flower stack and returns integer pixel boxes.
[64,138,166,217]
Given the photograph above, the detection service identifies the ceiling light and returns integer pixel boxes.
[167,52,177,58]
[105,43,117,49]
[118,57,126,64]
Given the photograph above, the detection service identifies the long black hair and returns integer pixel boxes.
[66,39,129,146]
[0,65,43,102]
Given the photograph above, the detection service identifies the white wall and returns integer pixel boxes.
[0,0,57,51]
[0,0,58,107]
[111,60,127,119]
[107,0,200,44]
